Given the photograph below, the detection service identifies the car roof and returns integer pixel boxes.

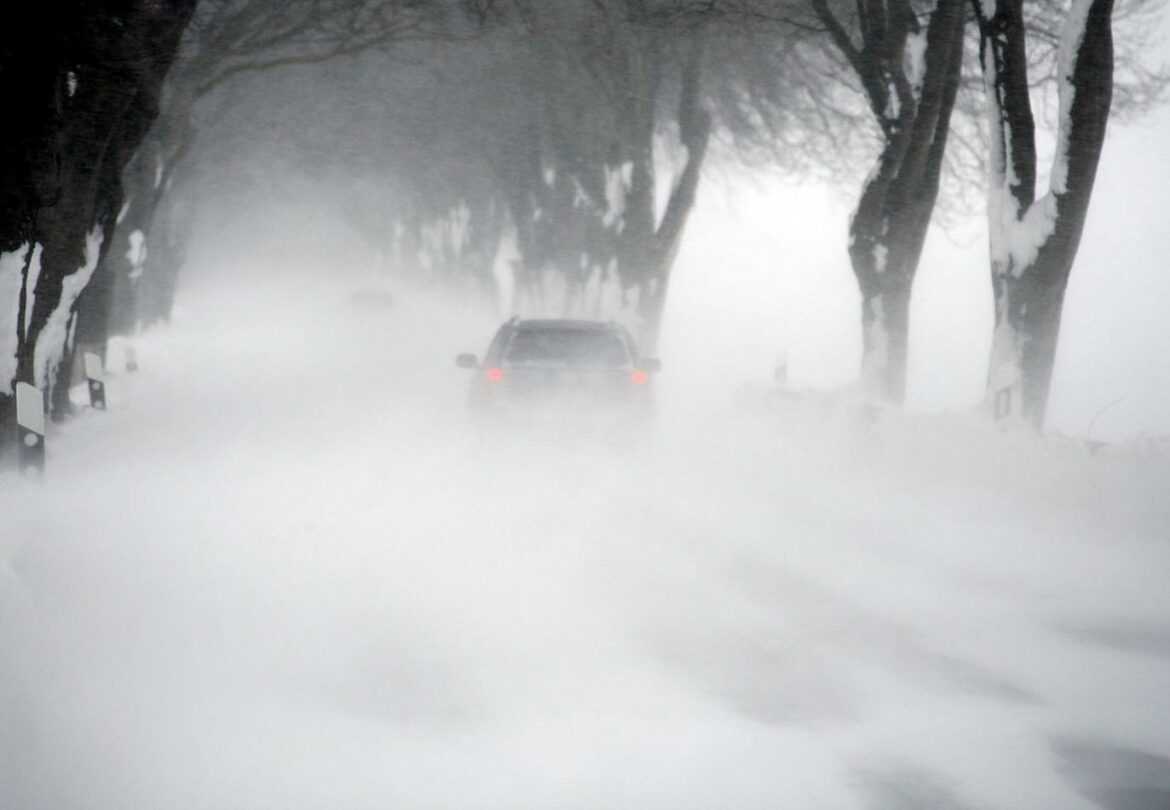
[510,319,625,332]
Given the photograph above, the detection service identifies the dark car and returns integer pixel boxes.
[456,318,660,429]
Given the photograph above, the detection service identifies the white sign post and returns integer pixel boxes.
[84,351,106,410]
[15,382,45,476]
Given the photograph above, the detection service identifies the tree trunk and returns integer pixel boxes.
[74,141,161,351]
[635,107,710,356]
[975,0,1114,428]
[857,276,913,404]
[814,0,966,404]
[627,41,709,355]
[986,269,1068,426]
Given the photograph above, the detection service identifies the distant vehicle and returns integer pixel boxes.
[456,318,660,430]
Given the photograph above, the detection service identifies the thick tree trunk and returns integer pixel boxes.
[856,274,913,404]
[986,269,1068,426]
[74,143,159,351]
[848,184,935,404]
[814,0,966,405]
[626,43,709,355]
[976,0,1113,428]
[52,112,141,419]
[1,7,72,441]
[635,107,710,355]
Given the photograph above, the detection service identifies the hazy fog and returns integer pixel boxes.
[4,228,1170,808]
[4,12,1170,810]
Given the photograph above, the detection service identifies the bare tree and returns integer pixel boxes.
[1,0,196,437]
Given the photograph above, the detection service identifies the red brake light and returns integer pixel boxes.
[484,367,504,381]
[631,370,648,384]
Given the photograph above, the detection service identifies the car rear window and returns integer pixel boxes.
[504,328,631,368]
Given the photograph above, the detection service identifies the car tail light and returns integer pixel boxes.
[631,370,648,384]
[484,366,504,381]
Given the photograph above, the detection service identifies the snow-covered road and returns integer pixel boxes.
[3,275,1169,809]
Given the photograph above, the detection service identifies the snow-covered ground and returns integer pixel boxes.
[3,271,1169,810]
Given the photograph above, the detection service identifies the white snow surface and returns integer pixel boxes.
[904,30,928,98]
[3,270,1169,810]
[873,242,888,275]
[0,246,28,395]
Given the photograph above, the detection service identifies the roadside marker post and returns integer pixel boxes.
[84,352,106,410]
[15,382,45,477]
[125,344,138,372]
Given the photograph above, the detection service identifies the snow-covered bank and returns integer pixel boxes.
[3,273,1169,810]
